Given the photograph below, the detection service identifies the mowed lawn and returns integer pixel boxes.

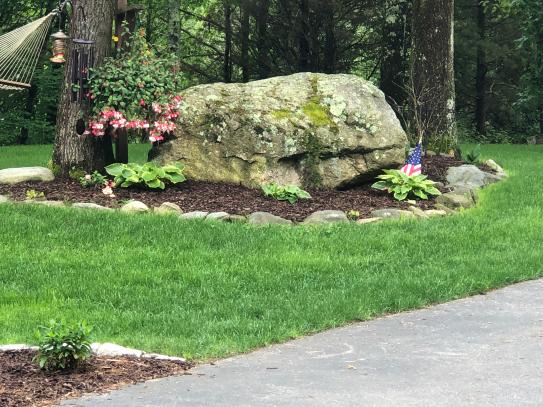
[0,144,542,359]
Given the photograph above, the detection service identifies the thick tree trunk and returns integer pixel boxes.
[380,0,410,112]
[223,2,233,83]
[323,2,336,74]
[475,0,487,137]
[53,0,115,173]
[240,1,250,82]
[411,0,456,151]
[255,0,271,79]
[298,0,310,71]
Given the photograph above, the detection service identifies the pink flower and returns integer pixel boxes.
[139,99,146,106]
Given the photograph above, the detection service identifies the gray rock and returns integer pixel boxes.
[247,212,293,225]
[408,206,430,219]
[149,73,407,189]
[0,344,38,351]
[141,353,186,363]
[371,208,415,219]
[357,217,382,225]
[446,164,501,191]
[424,209,448,218]
[72,202,113,211]
[25,200,65,207]
[303,210,349,224]
[485,159,506,176]
[91,343,143,358]
[206,212,230,221]
[436,192,474,209]
[0,166,54,184]
[434,203,457,215]
[120,201,150,213]
[180,211,209,220]
[226,214,247,223]
[154,202,182,214]
[0,195,10,204]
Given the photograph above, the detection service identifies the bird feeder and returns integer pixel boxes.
[71,38,95,103]
[50,30,69,64]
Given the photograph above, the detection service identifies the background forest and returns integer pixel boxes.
[0,0,541,146]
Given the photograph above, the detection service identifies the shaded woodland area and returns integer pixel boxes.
[0,0,541,146]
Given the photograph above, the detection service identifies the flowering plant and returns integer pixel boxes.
[86,28,186,143]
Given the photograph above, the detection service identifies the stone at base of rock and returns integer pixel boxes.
[226,214,247,223]
[357,217,382,224]
[371,208,415,219]
[206,212,230,221]
[72,202,113,211]
[24,200,65,207]
[436,192,474,209]
[303,210,349,224]
[248,212,292,225]
[91,343,143,358]
[120,201,150,213]
[154,202,182,214]
[434,203,457,215]
[0,195,10,204]
[180,211,209,219]
[0,167,54,184]
[424,209,448,217]
[408,206,430,219]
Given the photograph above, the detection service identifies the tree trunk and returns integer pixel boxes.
[475,0,487,137]
[298,0,310,71]
[18,83,38,144]
[240,1,250,82]
[410,0,456,151]
[255,0,271,79]
[53,0,115,173]
[323,2,336,74]
[168,0,181,54]
[380,0,411,112]
[223,2,233,83]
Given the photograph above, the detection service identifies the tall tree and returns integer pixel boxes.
[240,0,251,81]
[223,1,233,82]
[475,0,487,136]
[410,0,456,151]
[255,0,271,78]
[53,0,115,172]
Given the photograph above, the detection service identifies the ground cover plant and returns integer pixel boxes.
[0,144,541,360]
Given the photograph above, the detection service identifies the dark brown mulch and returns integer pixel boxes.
[0,155,467,222]
[0,349,191,407]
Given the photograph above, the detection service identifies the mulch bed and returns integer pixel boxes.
[0,349,192,407]
[0,155,469,222]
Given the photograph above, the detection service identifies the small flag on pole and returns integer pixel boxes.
[401,139,422,176]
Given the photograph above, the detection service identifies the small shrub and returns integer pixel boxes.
[464,144,482,164]
[346,210,360,220]
[79,171,107,188]
[372,170,441,201]
[25,189,45,200]
[261,183,311,204]
[34,320,93,371]
[69,167,87,180]
[105,162,185,190]
[47,160,62,177]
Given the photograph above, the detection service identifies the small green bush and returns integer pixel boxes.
[105,162,186,190]
[261,182,311,204]
[25,189,45,200]
[79,171,107,188]
[34,320,93,370]
[465,144,482,164]
[372,169,441,201]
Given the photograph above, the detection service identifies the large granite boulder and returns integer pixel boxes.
[150,73,407,189]
[0,167,54,184]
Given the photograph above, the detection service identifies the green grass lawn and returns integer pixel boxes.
[0,144,150,169]
[0,144,542,360]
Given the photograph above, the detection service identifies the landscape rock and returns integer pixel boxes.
[303,210,349,224]
[91,343,143,358]
[120,201,150,213]
[141,353,186,363]
[150,72,407,189]
[247,211,293,225]
[408,206,430,219]
[357,217,382,225]
[0,344,38,352]
[226,214,247,223]
[436,192,474,209]
[446,165,502,191]
[424,209,448,218]
[154,202,182,214]
[206,211,230,221]
[72,202,113,211]
[485,159,506,175]
[180,211,209,219]
[434,203,457,215]
[0,195,10,204]
[0,166,54,184]
[371,208,415,219]
[25,200,64,207]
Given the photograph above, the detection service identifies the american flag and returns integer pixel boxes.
[401,140,422,176]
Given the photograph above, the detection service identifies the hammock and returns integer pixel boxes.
[0,13,55,90]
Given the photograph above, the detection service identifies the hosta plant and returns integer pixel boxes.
[372,169,441,201]
[105,162,185,190]
[34,320,93,371]
[262,182,311,204]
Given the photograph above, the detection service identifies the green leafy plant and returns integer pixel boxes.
[372,170,441,201]
[105,162,186,190]
[346,210,360,221]
[79,171,107,188]
[34,320,93,371]
[25,189,45,200]
[68,167,87,180]
[465,144,482,164]
[261,183,311,204]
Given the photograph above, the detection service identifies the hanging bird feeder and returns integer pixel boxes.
[71,38,95,104]
[50,30,70,64]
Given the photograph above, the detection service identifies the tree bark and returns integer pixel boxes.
[298,0,311,71]
[240,1,251,82]
[323,1,337,74]
[410,0,456,151]
[475,0,487,136]
[255,0,271,79]
[53,0,115,173]
[223,2,233,83]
